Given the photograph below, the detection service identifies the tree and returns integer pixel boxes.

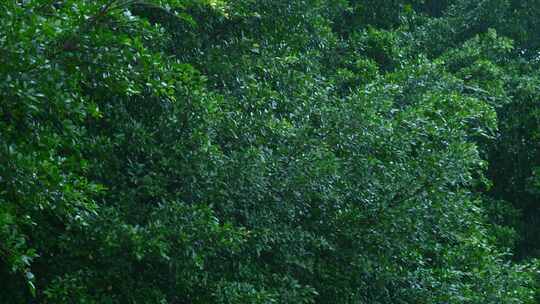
[0,0,538,303]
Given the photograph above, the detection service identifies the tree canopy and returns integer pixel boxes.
[1,0,540,303]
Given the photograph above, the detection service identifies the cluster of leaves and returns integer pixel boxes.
[1,0,539,303]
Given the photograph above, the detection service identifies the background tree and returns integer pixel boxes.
[1,0,539,303]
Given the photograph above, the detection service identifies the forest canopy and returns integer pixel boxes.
[1,0,540,303]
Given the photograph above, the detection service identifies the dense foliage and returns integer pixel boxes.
[1,0,539,303]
